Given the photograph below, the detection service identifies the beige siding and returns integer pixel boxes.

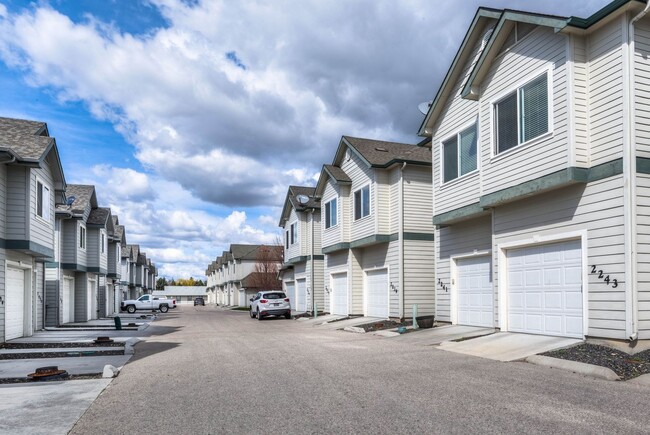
[359,243,392,316]
[284,207,301,260]
[350,249,363,314]
[572,34,589,166]
[404,166,434,233]
[403,239,435,318]
[436,215,492,322]
[0,164,5,239]
[588,15,624,165]
[0,253,4,338]
[324,250,350,313]
[376,170,390,234]
[389,168,400,234]
[321,180,343,249]
[636,174,650,338]
[635,15,650,160]
[494,177,626,339]
[343,151,375,241]
[481,26,570,196]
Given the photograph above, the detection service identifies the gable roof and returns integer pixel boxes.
[418,0,644,137]
[337,136,431,168]
[0,116,67,197]
[278,185,319,227]
[65,184,98,214]
[87,207,110,227]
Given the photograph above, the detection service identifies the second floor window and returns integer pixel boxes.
[354,185,370,220]
[325,198,338,229]
[290,222,298,245]
[443,124,478,183]
[285,231,289,249]
[101,233,105,254]
[495,71,549,154]
[79,225,86,249]
[36,181,50,221]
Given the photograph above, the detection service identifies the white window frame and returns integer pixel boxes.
[440,119,479,186]
[353,184,371,221]
[324,197,338,229]
[100,230,106,254]
[490,67,554,160]
[289,221,298,246]
[35,178,51,223]
[79,224,86,250]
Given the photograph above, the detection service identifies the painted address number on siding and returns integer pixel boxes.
[437,278,449,293]
[590,265,618,288]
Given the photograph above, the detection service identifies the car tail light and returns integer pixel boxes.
[284,298,290,302]
[260,299,268,304]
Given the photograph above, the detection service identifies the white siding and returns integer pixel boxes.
[403,239,435,317]
[389,167,400,234]
[284,207,301,260]
[572,34,589,167]
[343,151,375,241]
[321,180,343,248]
[436,215,492,322]
[494,177,626,339]
[324,250,349,314]
[481,26,570,196]
[359,244,392,316]
[376,170,390,234]
[588,15,624,165]
[636,174,650,338]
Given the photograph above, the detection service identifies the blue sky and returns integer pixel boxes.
[0,0,611,278]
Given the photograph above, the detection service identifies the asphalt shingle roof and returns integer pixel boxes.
[343,136,432,167]
[65,184,96,214]
[87,207,109,226]
[288,185,319,210]
[0,117,53,161]
[323,165,351,183]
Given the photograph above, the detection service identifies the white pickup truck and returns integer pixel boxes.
[120,295,175,313]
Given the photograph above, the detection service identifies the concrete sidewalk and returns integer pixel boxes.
[0,355,132,378]
[395,324,495,345]
[317,316,383,330]
[0,380,112,435]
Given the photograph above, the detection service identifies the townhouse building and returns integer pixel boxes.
[315,136,434,320]
[278,186,324,314]
[108,216,125,315]
[420,0,650,340]
[0,117,66,341]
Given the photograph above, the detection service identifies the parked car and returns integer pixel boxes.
[249,291,291,320]
[194,297,205,306]
[154,296,177,309]
[121,295,172,313]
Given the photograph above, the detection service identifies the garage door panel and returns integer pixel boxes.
[366,269,388,318]
[457,256,493,328]
[6,267,26,340]
[331,273,348,315]
[507,239,583,338]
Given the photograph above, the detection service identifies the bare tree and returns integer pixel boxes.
[247,244,283,290]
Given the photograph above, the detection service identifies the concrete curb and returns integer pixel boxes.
[627,373,650,385]
[526,355,620,381]
[124,338,141,355]
[372,330,401,338]
[343,326,366,334]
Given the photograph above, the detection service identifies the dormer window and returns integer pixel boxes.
[325,198,338,229]
[36,180,50,221]
[494,71,549,154]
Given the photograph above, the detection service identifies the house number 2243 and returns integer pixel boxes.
[590,265,618,288]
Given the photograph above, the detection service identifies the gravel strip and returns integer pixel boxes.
[0,342,124,349]
[0,373,104,384]
[0,350,125,360]
[542,343,650,380]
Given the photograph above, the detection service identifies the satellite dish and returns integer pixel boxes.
[418,101,432,115]
[66,196,76,206]
[296,194,309,205]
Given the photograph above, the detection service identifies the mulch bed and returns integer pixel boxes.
[0,342,124,349]
[356,320,413,332]
[542,343,650,380]
[0,350,125,360]
[0,373,104,384]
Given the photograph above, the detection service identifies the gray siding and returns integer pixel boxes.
[61,220,78,265]
[436,215,492,322]
[29,165,55,250]
[45,279,59,327]
[35,262,44,330]
[87,228,100,270]
[494,177,626,339]
[74,272,89,322]
[6,166,27,240]
[98,275,106,318]
[0,164,6,239]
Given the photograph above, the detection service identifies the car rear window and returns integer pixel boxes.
[263,293,286,299]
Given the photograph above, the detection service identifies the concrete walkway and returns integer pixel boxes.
[316,316,384,330]
[0,355,132,378]
[395,324,495,345]
[0,380,112,435]
[438,332,582,362]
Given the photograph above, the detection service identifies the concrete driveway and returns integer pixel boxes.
[438,331,583,361]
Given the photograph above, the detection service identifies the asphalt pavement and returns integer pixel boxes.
[67,305,650,434]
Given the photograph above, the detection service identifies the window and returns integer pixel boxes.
[443,124,478,183]
[79,225,86,249]
[263,292,287,299]
[354,185,370,220]
[325,198,338,228]
[285,231,289,249]
[290,222,298,245]
[101,232,105,254]
[495,72,549,154]
[36,181,50,221]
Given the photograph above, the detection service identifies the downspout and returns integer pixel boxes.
[625,4,650,342]
[399,162,406,319]
[310,208,316,315]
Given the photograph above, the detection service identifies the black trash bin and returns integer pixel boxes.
[114,316,122,330]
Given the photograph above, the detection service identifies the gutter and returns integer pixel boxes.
[399,162,406,319]
[625,2,650,342]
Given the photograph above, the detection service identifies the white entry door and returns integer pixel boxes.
[296,279,308,312]
[457,256,493,327]
[507,239,583,338]
[330,272,348,315]
[88,278,97,320]
[62,277,74,324]
[365,269,388,318]
[285,282,296,311]
[6,266,26,340]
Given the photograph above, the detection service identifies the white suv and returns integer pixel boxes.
[250,291,291,320]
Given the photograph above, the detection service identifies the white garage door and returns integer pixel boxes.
[331,272,348,315]
[6,266,26,340]
[507,239,583,338]
[88,278,97,320]
[296,279,308,312]
[62,277,74,324]
[365,269,388,318]
[457,256,493,328]
[285,282,296,311]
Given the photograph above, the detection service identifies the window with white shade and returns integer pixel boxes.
[442,123,478,183]
[36,180,50,221]
[354,185,370,220]
[325,198,338,229]
[494,71,549,154]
